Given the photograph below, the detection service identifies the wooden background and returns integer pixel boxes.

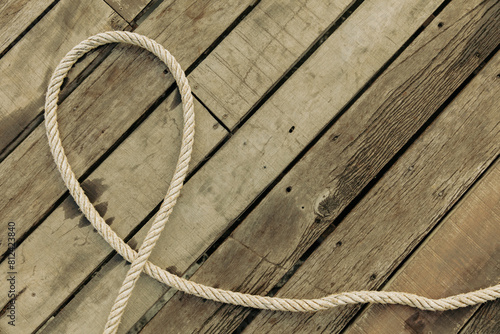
[0,0,498,333]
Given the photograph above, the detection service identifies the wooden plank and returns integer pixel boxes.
[139,0,500,332]
[11,0,448,332]
[104,0,152,23]
[189,0,354,128]
[0,95,226,333]
[238,52,500,333]
[0,0,128,157]
[0,0,54,55]
[344,159,500,333]
[0,0,254,257]
[460,300,500,334]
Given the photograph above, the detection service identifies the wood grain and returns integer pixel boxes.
[23,0,448,332]
[0,95,225,333]
[189,0,353,128]
[0,0,54,55]
[241,50,500,334]
[0,0,127,157]
[344,159,500,333]
[139,0,500,332]
[0,0,254,257]
[104,0,152,23]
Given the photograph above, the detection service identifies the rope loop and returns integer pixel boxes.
[44,31,500,334]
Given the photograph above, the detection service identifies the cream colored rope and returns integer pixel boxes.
[44,31,500,333]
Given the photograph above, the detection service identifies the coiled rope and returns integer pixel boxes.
[44,31,500,334]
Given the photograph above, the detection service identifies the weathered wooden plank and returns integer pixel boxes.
[139,1,500,332]
[0,95,225,333]
[0,0,254,257]
[344,159,500,333]
[18,0,447,332]
[0,0,127,157]
[189,0,354,128]
[460,300,500,334]
[0,0,54,55]
[239,52,500,333]
[104,0,152,23]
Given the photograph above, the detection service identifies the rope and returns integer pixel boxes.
[44,31,500,333]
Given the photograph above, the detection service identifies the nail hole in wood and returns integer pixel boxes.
[286,186,292,193]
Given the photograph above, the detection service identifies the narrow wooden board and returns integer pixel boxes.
[104,0,152,23]
[344,159,500,333]
[11,0,448,332]
[189,0,353,128]
[0,0,254,257]
[239,52,500,333]
[0,0,54,55]
[139,0,500,332]
[460,300,500,334]
[0,95,226,333]
[0,0,127,157]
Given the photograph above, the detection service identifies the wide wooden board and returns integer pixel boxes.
[345,159,500,333]
[240,52,500,333]
[0,0,254,257]
[0,0,127,157]
[140,0,500,332]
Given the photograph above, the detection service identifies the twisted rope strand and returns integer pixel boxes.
[43,31,500,333]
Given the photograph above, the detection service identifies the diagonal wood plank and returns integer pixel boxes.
[459,300,500,334]
[0,0,54,55]
[0,95,226,333]
[0,0,254,257]
[104,0,152,24]
[139,0,500,332]
[240,52,500,333]
[0,0,127,157]
[189,0,354,128]
[344,159,500,333]
[13,0,449,332]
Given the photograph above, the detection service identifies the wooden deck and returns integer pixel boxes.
[0,0,498,333]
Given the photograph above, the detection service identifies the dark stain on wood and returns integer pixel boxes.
[78,216,90,228]
[106,217,115,226]
[63,197,82,220]
[94,202,108,217]
[166,265,180,276]
[404,312,427,333]
[185,4,207,22]
[81,178,108,204]
[169,91,182,110]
